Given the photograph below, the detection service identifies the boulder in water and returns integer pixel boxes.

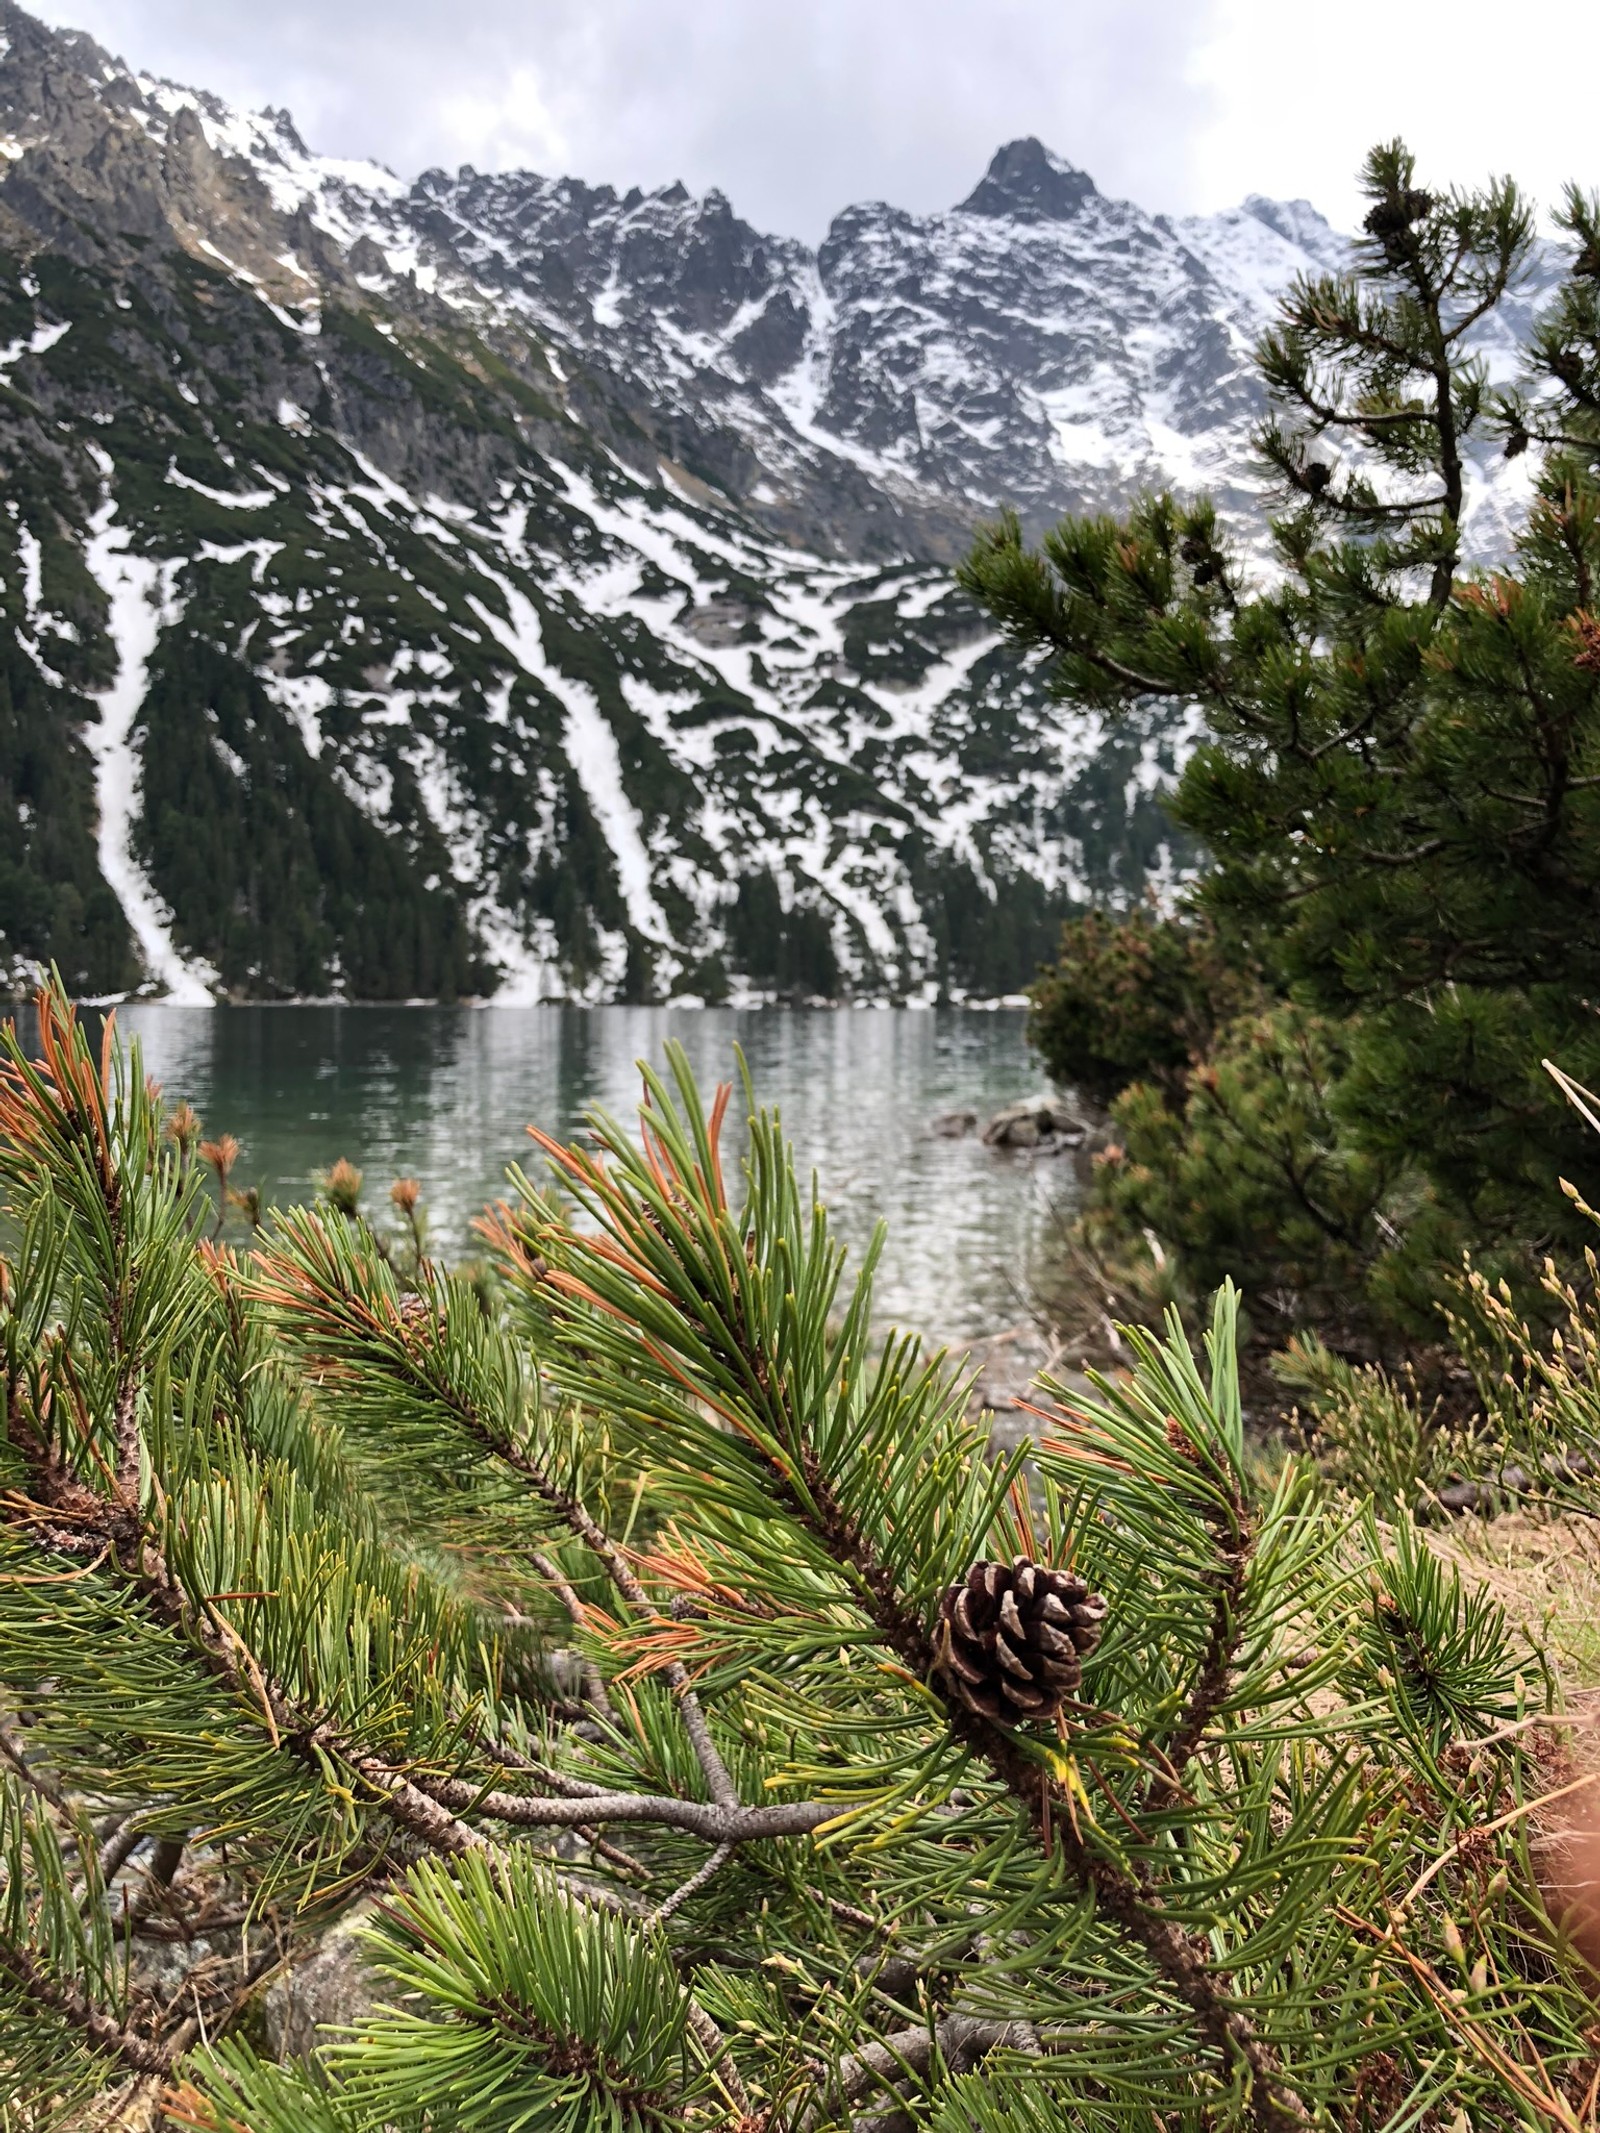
[930,1108,979,1138]
[981,1097,1084,1153]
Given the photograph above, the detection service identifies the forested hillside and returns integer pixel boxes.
[0,2,1371,1000]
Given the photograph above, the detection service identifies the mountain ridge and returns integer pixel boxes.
[0,3,1385,1007]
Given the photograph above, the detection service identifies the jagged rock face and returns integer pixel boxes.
[401,138,1350,554]
[0,1,1362,1004]
[958,137,1101,223]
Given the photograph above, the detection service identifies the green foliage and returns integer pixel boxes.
[137,638,491,1000]
[1,980,1597,2131]
[344,1854,698,2132]
[723,870,840,999]
[0,541,135,995]
[963,142,1600,1331]
[907,852,1080,1002]
[1287,1122,1600,1521]
[1027,906,1256,1108]
[189,1855,702,2133]
[1272,1332,1474,1506]
[0,1774,141,2126]
[1092,1004,1437,1334]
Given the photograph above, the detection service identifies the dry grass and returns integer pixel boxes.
[1431,1509,1600,1692]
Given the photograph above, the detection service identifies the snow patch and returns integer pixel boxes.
[0,317,71,372]
[82,510,219,1002]
[17,525,42,619]
[468,575,672,945]
[165,465,278,510]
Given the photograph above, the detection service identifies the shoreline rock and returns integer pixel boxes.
[979,1096,1085,1153]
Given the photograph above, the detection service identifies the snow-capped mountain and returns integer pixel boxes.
[0,1,1367,1003]
[396,141,1341,556]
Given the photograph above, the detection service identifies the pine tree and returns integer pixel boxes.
[960,144,1600,1317]
[0,976,1595,2128]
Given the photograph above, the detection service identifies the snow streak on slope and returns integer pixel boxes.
[82,509,219,1003]
[468,565,671,991]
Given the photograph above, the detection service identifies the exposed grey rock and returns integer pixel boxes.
[930,1109,979,1138]
[403,131,1344,554]
[982,1098,1085,1152]
[958,137,1099,223]
[263,1901,382,2064]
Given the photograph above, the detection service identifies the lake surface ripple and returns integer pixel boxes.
[18,1005,1075,1343]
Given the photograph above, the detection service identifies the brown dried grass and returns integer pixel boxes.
[1430,1510,1600,1691]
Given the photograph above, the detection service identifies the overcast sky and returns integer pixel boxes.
[30,0,1600,242]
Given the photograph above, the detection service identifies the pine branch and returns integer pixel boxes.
[1138,1431,1256,1814]
[4,1441,772,2108]
[644,1840,733,1929]
[798,2015,1041,2128]
[529,1073,1314,2131]
[792,1462,1310,2130]
[0,1447,494,1862]
[251,1216,741,1809]
[0,1011,759,2109]
[409,1777,840,1844]
[0,1937,172,2075]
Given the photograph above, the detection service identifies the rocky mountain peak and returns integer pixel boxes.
[8,0,1474,1011]
[957,137,1098,223]
[1239,192,1344,267]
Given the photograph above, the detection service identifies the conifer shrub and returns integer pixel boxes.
[0,979,1598,2128]
[1088,1003,1412,1336]
[1284,1071,1600,1526]
[964,144,1600,1336]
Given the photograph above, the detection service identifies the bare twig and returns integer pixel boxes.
[644,1841,733,1928]
[160,1934,290,2060]
[799,2015,1039,2128]
[531,1547,618,1723]
[527,1482,737,1807]
[93,1816,146,1892]
[410,1777,840,1845]
[0,1714,67,1810]
[1400,1769,1600,1913]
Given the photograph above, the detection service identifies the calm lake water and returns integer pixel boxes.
[12,1005,1075,1342]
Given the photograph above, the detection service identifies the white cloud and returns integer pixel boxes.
[432,66,570,177]
[24,0,1600,241]
[1189,0,1600,228]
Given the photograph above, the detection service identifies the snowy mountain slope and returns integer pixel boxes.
[2,22,1352,561]
[0,2,1536,1005]
[392,140,1349,555]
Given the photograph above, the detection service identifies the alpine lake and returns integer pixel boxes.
[16,1004,1076,1346]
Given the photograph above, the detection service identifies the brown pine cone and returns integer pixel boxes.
[935,1558,1107,1725]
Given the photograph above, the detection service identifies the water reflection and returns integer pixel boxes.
[8,1005,1074,1341]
